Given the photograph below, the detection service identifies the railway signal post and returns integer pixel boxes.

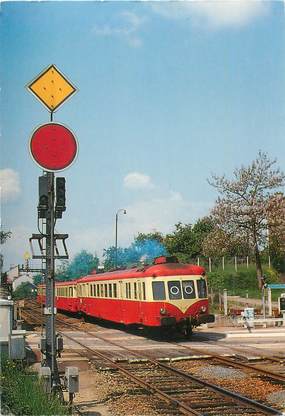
[27,65,78,392]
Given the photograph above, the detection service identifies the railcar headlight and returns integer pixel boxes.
[160,308,167,315]
[200,306,207,313]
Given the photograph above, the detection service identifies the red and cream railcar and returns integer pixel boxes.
[38,280,79,313]
[37,256,214,335]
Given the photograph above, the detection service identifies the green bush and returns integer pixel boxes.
[1,358,68,415]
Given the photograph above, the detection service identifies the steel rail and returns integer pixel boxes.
[21,301,285,381]
[195,335,285,363]
[60,332,202,416]
[58,316,285,383]
[167,342,285,383]
[58,322,282,415]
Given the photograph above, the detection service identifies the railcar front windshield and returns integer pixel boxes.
[152,281,166,300]
[197,278,207,298]
[151,276,207,301]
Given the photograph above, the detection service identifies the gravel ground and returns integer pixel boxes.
[267,390,285,407]
[174,360,285,406]
[73,366,163,416]
[199,365,246,380]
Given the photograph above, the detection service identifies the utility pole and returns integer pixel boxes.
[45,171,58,384]
[27,65,78,392]
[115,209,126,269]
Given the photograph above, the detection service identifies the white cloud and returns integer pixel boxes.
[124,172,155,190]
[151,1,269,29]
[92,11,146,47]
[0,169,21,203]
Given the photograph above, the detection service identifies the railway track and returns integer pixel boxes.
[59,329,283,416]
[20,300,285,380]
[20,300,285,415]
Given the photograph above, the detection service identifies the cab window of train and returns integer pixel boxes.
[113,283,117,298]
[182,281,196,299]
[197,279,207,298]
[152,281,166,300]
[168,281,182,300]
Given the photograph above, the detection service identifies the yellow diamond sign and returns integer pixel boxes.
[28,64,77,112]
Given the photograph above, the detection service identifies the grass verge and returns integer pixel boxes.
[0,357,68,415]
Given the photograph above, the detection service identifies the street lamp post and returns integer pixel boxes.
[115,209,126,269]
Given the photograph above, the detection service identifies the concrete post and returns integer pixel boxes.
[222,256,225,271]
[262,287,266,319]
[223,289,228,316]
[209,257,212,273]
[0,298,14,355]
[267,288,272,317]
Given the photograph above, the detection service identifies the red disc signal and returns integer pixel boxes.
[29,123,78,171]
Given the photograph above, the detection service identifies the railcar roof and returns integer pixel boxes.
[76,263,205,284]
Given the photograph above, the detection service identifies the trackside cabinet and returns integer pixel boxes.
[65,366,79,393]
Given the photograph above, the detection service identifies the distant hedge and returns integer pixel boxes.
[207,266,280,292]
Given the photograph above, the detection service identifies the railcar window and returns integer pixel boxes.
[113,283,117,298]
[197,279,207,298]
[134,283,137,299]
[152,281,166,300]
[182,281,196,299]
[104,284,107,297]
[168,281,182,300]
[109,283,112,298]
[126,282,131,299]
[142,282,146,300]
[97,285,100,297]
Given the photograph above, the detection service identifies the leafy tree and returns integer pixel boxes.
[13,282,37,300]
[55,260,70,281]
[202,228,250,258]
[164,223,194,261]
[164,217,214,261]
[0,230,12,244]
[66,250,99,280]
[103,235,166,271]
[135,231,164,244]
[33,274,44,286]
[267,193,285,272]
[208,152,285,286]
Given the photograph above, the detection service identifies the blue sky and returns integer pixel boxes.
[1,1,285,269]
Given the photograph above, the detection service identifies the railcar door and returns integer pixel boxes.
[137,281,143,324]
[119,280,125,323]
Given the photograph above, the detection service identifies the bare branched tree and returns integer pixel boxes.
[208,152,285,286]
